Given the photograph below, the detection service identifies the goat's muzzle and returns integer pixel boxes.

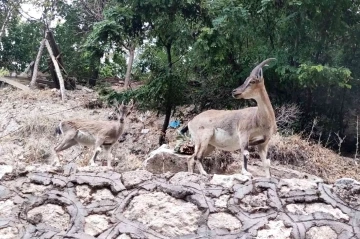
[120,118,124,123]
[232,89,242,98]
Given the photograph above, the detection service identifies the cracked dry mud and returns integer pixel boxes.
[0,165,359,239]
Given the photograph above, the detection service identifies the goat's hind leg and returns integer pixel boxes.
[191,132,213,175]
[188,143,211,175]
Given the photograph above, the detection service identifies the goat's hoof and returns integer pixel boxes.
[199,171,208,175]
[242,169,252,177]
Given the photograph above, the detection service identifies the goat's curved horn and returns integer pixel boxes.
[250,58,276,77]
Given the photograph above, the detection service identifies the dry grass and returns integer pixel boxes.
[1,86,359,183]
[268,134,360,183]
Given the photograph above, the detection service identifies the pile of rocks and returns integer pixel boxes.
[0,163,359,239]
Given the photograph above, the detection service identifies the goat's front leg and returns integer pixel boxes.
[258,142,271,178]
[239,136,252,177]
[53,131,77,166]
[103,145,113,168]
[89,139,105,166]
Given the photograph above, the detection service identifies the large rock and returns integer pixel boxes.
[144,145,240,174]
[306,226,337,239]
[286,203,349,221]
[207,212,242,232]
[123,191,202,237]
[143,144,189,174]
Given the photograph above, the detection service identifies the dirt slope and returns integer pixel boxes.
[0,86,359,182]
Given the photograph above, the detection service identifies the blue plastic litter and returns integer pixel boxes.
[169,120,180,129]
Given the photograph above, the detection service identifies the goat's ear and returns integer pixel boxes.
[256,68,263,79]
[128,99,134,108]
[113,99,120,108]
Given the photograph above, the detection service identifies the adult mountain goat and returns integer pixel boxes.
[182,58,277,177]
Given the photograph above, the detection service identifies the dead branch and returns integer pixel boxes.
[45,39,66,101]
[334,132,346,155]
[30,39,46,88]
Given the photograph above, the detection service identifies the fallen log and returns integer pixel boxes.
[0,77,31,91]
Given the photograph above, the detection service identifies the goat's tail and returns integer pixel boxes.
[55,125,62,136]
[179,125,189,135]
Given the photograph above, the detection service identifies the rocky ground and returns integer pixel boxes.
[0,164,359,239]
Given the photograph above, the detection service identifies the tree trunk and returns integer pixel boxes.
[0,9,11,42]
[124,45,135,89]
[46,31,64,89]
[159,102,172,145]
[159,44,173,146]
[30,39,46,88]
[45,40,66,101]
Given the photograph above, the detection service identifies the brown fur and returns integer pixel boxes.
[187,59,277,177]
[53,100,134,167]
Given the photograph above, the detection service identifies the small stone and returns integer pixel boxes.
[0,227,19,239]
[0,200,16,217]
[286,203,349,221]
[121,170,153,188]
[335,178,358,187]
[169,172,207,185]
[92,188,114,201]
[0,165,13,179]
[141,128,150,134]
[215,195,230,208]
[28,213,42,225]
[208,212,242,232]
[76,185,91,204]
[306,226,337,239]
[240,193,269,212]
[0,185,11,199]
[84,214,111,236]
[21,183,49,196]
[210,174,250,188]
[256,220,292,239]
[116,234,131,239]
[27,204,70,231]
[280,178,317,193]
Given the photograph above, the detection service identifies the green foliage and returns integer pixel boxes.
[99,55,126,78]
[0,20,43,71]
[297,64,352,89]
[0,67,9,76]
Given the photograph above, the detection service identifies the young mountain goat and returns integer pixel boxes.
[53,99,134,167]
[182,58,277,178]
